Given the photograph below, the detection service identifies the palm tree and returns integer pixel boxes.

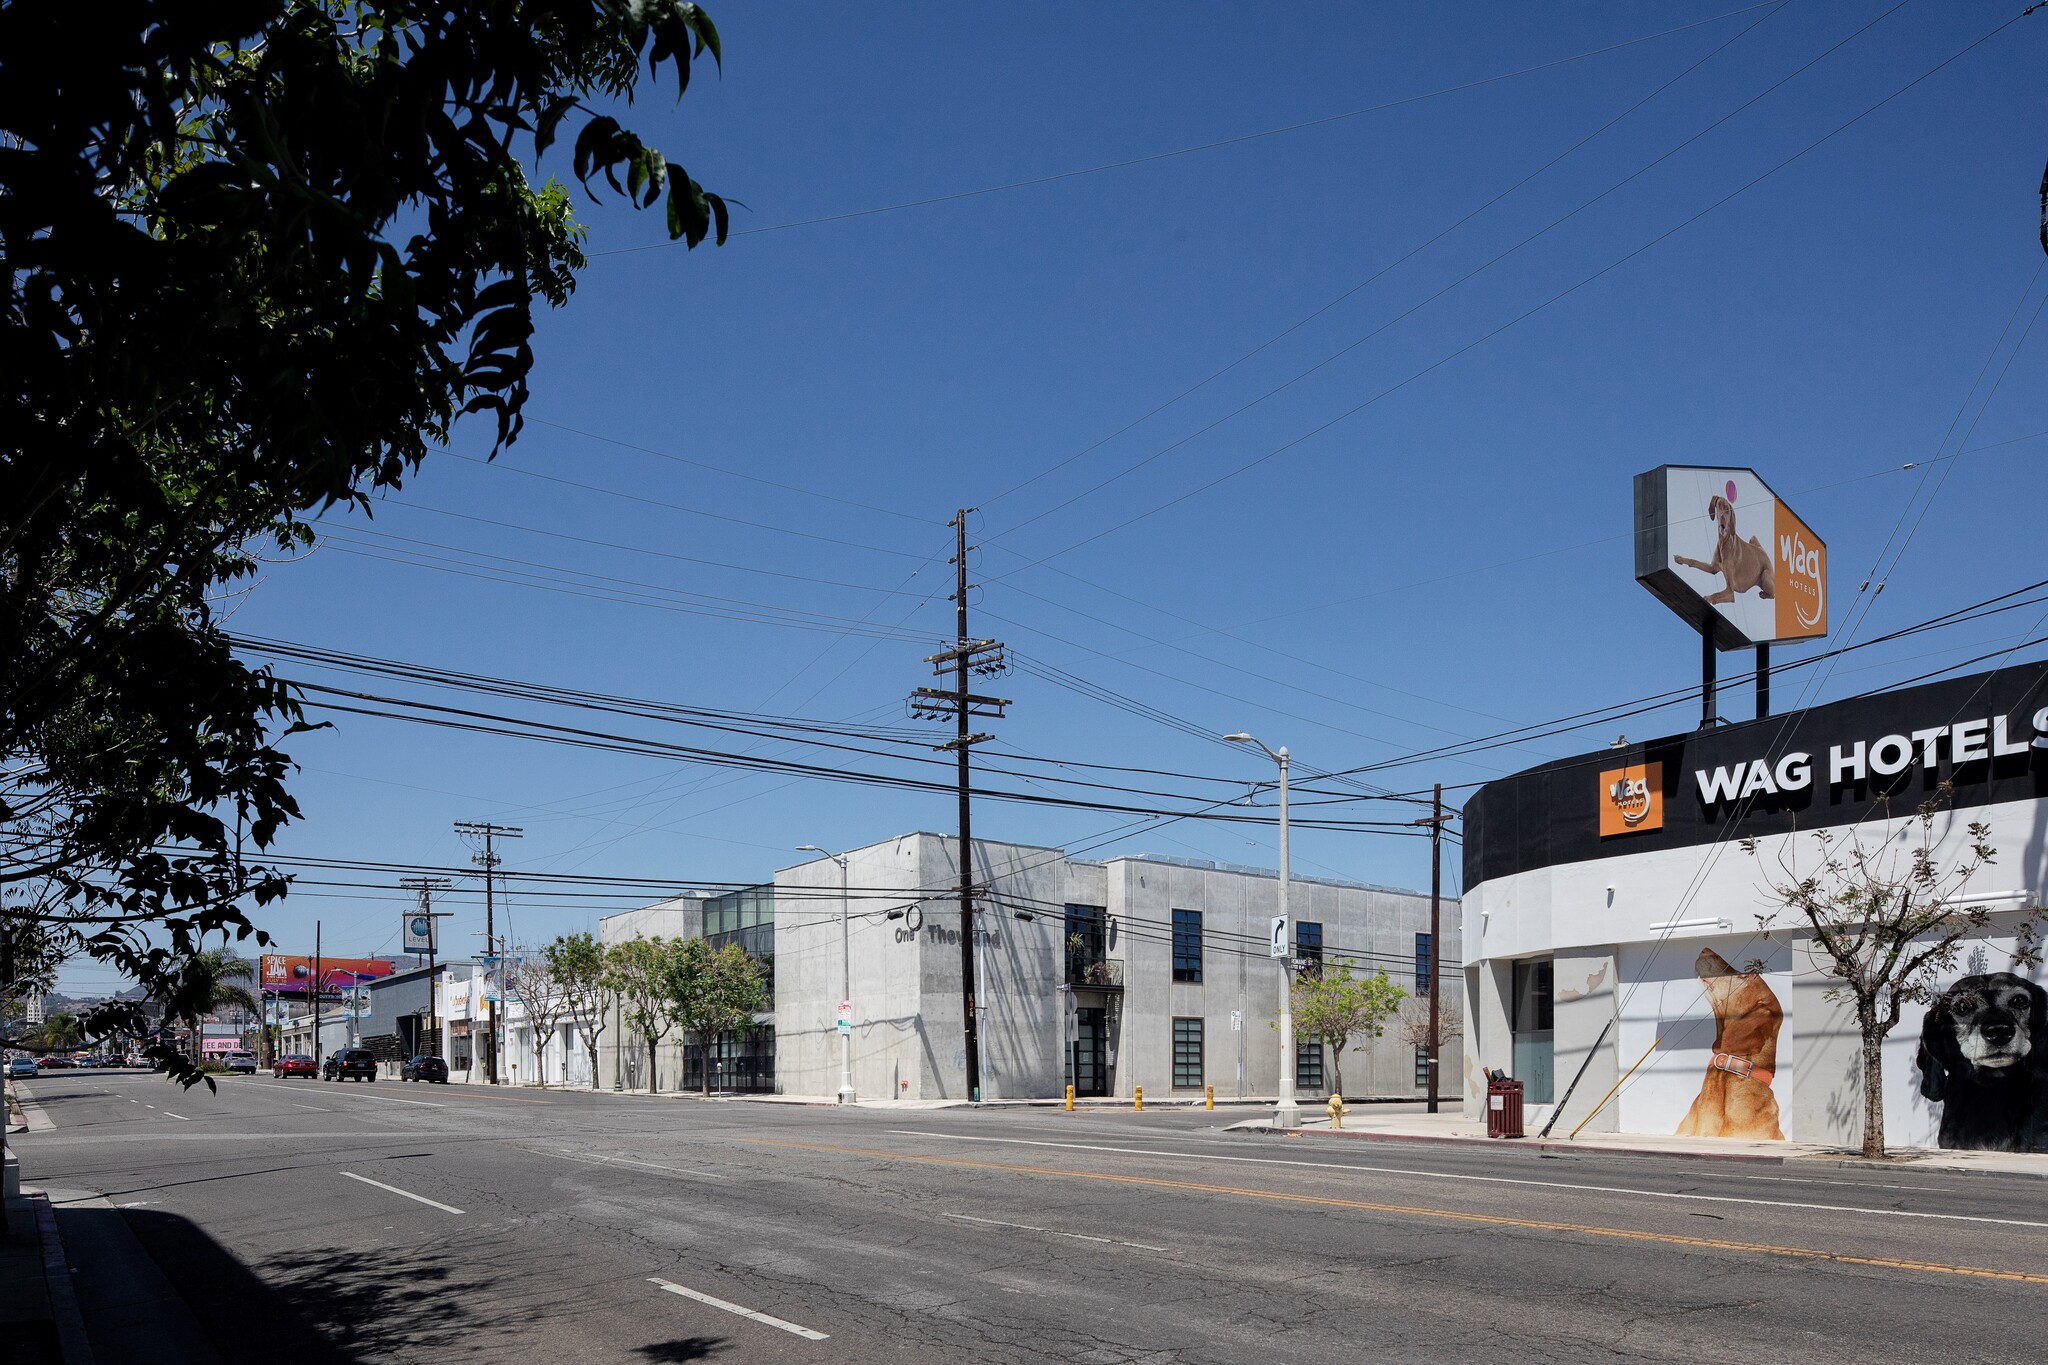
[174,947,260,1065]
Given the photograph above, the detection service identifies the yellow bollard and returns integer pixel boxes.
[1205,1084,1214,1111]
[1134,1085,1143,1112]
[1065,1083,1074,1112]
[1327,1094,1346,1130]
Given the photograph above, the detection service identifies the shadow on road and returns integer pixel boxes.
[106,1206,729,1362]
[633,1339,727,1361]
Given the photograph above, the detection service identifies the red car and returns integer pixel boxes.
[273,1053,318,1078]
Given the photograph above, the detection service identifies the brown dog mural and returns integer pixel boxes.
[1676,947,1784,1140]
[1673,494,1775,607]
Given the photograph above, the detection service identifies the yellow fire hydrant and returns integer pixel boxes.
[1134,1085,1144,1112]
[1065,1083,1074,1112]
[1327,1094,1346,1130]
[1204,1084,1214,1111]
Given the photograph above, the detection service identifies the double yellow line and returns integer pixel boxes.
[750,1138,2048,1285]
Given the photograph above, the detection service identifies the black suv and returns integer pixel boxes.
[322,1048,378,1082]
[400,1055,449,1084]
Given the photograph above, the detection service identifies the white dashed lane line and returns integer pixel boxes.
[339,1171,464,1215]
[945,1212,1170,1253]
[648,1278,828,1341]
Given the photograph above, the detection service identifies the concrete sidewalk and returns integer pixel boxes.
[1227,1103,2048,1178]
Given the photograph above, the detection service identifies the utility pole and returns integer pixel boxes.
[1413,786,1453,1113]
[313,919,322,1062]
[400,877,452,1060]
[454,822,522,1085]
[909,510,1008,1103]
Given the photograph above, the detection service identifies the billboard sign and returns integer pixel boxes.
[258,954,395,996]
[403,913,437,953]
[1634,466,1826,649]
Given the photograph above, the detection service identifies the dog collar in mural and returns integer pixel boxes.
[1708,1051,1773,1087]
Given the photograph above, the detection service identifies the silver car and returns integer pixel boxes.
[6,1056,38,1079]
[223,1052,259,1075]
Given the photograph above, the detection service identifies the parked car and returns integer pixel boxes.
[223,1052,259,1075]
[6,1057,37,1079]
[273,1054,317,1078]
[38,1055,73,1069]
[322,1048,378,1082]
[400,1055,449,1084]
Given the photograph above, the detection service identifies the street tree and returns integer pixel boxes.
[1286,965,1407,1099]
[510,952,572,1088]
[1392,995,1463,1054]
[607,936,678,1094]
[1743,792,2039,1158]
[160,946,260,1069]
[542,932,615,1090]
[662,938,767,1097]
[1,1,731,1085]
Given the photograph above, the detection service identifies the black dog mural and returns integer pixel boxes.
[1916,972,2048,1153]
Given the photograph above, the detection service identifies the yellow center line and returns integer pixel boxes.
[747,1138,2048,1286]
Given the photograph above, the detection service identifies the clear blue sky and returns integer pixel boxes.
[60,2,2048,990]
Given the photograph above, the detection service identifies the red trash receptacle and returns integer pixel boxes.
[1487,1078,1525,1139]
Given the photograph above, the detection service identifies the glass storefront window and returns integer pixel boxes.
[1511,958,1555,1104]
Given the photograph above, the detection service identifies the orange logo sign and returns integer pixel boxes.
[1772,501,1826,640]
[1599,761,1664,836]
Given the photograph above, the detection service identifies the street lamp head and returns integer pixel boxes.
[796,844,823,853]
[1224,732,1255,744]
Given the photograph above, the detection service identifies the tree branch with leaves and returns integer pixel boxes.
[542,932,615,1091]
[1284,964,1408,1099]
[1743,788,2039,1158]
[1,0,732,1087]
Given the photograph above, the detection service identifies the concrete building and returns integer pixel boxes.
[772,832,1460,1103]
[1461,661,2048,1150]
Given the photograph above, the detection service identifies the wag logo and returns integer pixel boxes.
[1772,501,1827,639]
[1598,761,1664,837]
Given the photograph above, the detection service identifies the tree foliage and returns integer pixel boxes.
[662,937,766,1097]
[541,931,614,1090]
[1,2,728,1084]
[606,934,677,1094]
[1286,965,1407,1099]
[1743,791,2038,1158]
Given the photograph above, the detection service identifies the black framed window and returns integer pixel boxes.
[1295,921,1323,977]
[1172,1017,1204,1087]
[1415,1045,1432,1088]
[1297,1039,1323,1090]
[1171,909,1203,982]
[1415,931,1433,996]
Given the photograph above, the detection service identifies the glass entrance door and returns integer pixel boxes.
[1071,1007,1108,1097]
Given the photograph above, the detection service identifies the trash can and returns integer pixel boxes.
[1487,1077,1525,1139]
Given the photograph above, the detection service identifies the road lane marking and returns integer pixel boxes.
[532,1148,727,1181]
[648,1278,827,1340]
[339,1171,464,1214]
[289,1104,329,1111]
[760,1139,2048,1285]
[944,1211,1170,1253]
[161,1112,189,1121]
[885,1131,2048,1231]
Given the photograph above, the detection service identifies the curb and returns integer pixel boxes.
[1257,1124,2048,1178]
[30,1193,96,1365]
[1262,1125,1789,1166]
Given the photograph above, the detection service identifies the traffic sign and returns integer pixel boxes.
[836,1000,853,1035]
[1269,915,1290,959]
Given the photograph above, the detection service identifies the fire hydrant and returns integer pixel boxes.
[1327,1094,1346,1130]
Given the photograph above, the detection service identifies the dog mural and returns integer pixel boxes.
[1676,947,1785,1141]
[1673,487,1775,607]
[1917,972,2048,1153]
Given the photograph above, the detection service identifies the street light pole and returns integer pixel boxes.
[799,846,856,1105]
[1226,732,1300,1130]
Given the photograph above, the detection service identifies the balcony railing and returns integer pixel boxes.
[1065,955,1124,990]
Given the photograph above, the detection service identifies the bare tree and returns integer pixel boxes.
[509,952,571,1089]
[1392,996,1462,1053]
[1744,790,2039,1158]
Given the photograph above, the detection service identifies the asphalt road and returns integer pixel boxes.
[14,1070,2048,1364]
